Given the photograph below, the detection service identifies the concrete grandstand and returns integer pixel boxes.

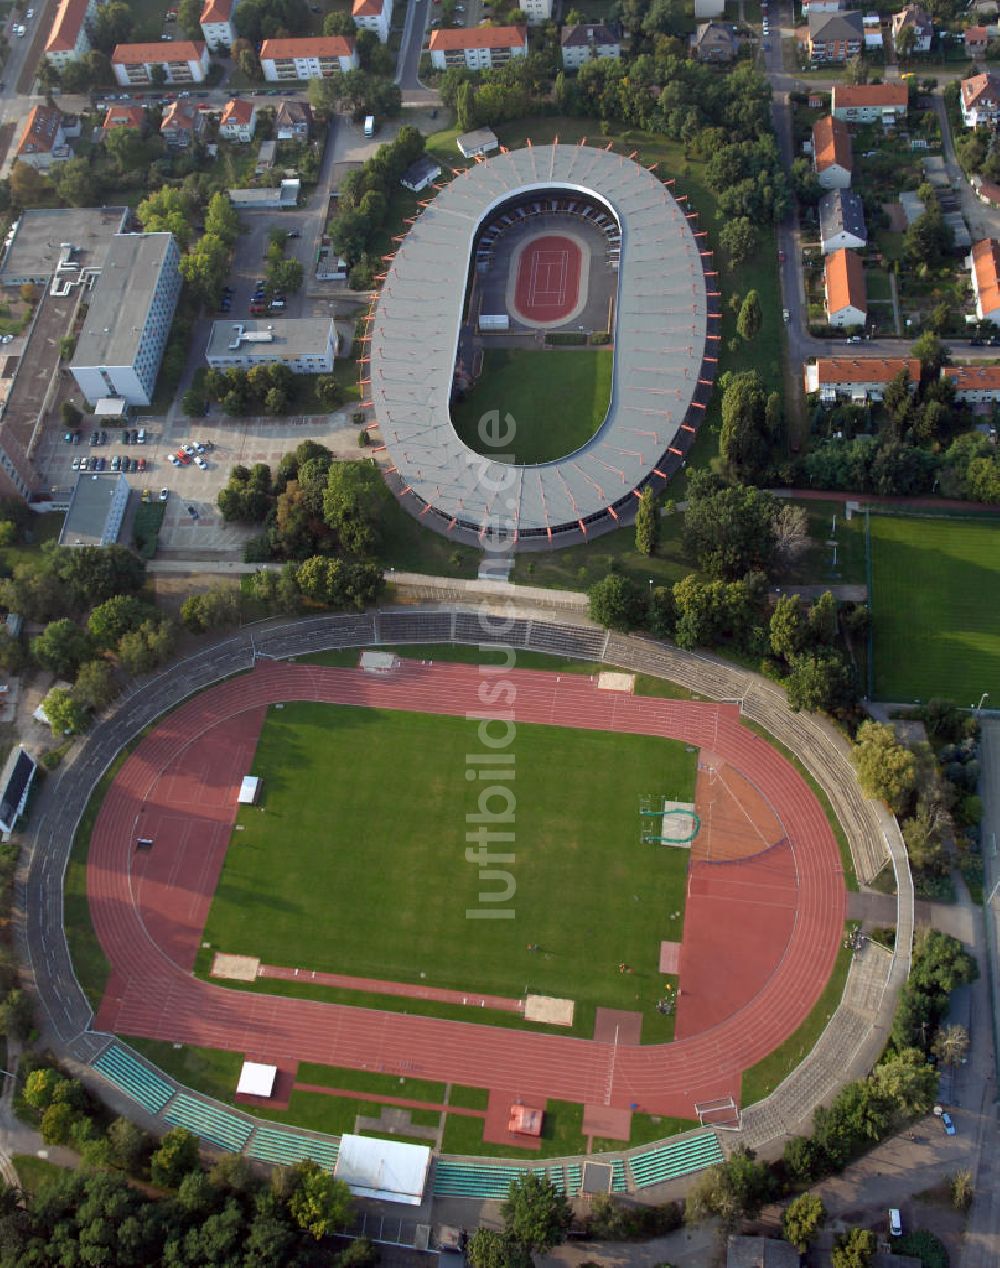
[366,142,720,548]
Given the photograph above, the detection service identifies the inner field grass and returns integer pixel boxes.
[200,702,696,1026]
[450,348,613,465]
[869,514,1000,703]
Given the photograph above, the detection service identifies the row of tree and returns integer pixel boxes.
[138,188,242,306]
[218,444,389,566]
[6,1055,369,1264]
[328,126,426,288]
[594,474,864,716]
[191,363,334,418]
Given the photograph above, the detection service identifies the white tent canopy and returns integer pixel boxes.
[238,775,260,804]
[334,1134,431,1205]
[236,1061,276,1097]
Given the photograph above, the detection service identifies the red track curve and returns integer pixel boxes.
[87,662,846,1119]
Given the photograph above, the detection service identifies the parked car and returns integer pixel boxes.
[137,457,147,472]
[889,1209,902,1237]
[941,1112,956,1136]
[194,455,208,470]
[141,487,152,503]
[159,487,169,502]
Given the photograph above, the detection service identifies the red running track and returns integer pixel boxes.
[513,234,581,324]
[88,661,846,1119]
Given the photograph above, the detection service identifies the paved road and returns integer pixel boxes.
[397,0,436,102]
[964,718,1000,1267]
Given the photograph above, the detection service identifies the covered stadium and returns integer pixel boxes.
[366,142,721,547]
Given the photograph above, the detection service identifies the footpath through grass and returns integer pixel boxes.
[199,701,696,1034]
[451,348,613,465]
[869,513,1000,703]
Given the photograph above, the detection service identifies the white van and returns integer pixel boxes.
[363,114,375,137]
[889,1209,902,1237]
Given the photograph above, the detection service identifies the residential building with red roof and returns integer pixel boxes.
[260,36,358,79]
[160,100,204,147]
[824,248,867,327]
[112,41,209,84]
[970,238,1000,322]
[961,72,1000,127]
[812,115,853,189]
[428,25,528,70]
[102,104,146,133]
[965,25,988,57]
[942,364,1000,402]
[44,0,96,70]
[831,82,909,123]
[200,0,238,51]
[16,106,69,171]
[352,0,392,44]
[219,98,256,142]
[804,357,920,401]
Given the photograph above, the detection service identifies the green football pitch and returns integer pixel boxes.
[201,702,696,1032]
[869,514,1000,704]
[450,348,613,465]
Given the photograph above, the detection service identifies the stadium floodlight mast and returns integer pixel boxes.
[974,692,990,711]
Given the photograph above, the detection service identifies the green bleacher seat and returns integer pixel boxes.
[164,1093,253,1152]
[92,1045,174,1115]
[433,1161,521,1198]
[246,1127,339,1170]
[611,1159,628,1193]
[629,1133,723,1188]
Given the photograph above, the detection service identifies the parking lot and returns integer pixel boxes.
[41,403,374,556]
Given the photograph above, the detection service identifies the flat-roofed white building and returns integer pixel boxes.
[260,36,358,79]
[0,748,38,837]
[59,471,130,546]
[457,128,498,159]
[112,40,210,84]
[70,233,181,406]
[206,319,336,373]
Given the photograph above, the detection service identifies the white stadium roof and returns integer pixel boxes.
[369,142,717,544]
[334,1133,431,1205]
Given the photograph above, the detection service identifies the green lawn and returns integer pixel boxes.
[129,1038,244,1103]
[199,702,696,1033]
[12,1155,65,1195]
[451,349,613,465]
[869,514,1000,703]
